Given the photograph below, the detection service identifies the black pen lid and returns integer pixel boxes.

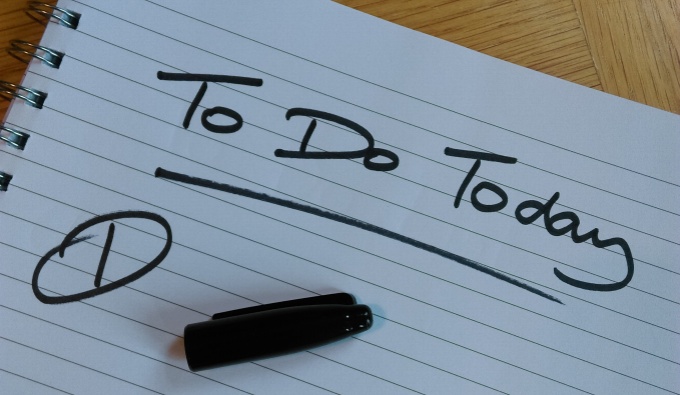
[184,294,372,371]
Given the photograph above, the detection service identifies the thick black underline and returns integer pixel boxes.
[155,167,562,304]
[156,71,263,86]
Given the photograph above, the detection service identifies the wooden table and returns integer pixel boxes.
[1,0,679,121]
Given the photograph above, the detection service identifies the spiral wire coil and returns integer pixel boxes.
[0,81,48,109]
[0,2,80,192]
[0,125,30,150]
[27,1,81,29]
[8,40,64,69]
[0,172,13,192]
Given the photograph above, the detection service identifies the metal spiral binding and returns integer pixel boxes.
[0,81,47,109]
[8,40,64,69]
[0,3,77,192]
[0,172,12,192]
[27,2,81,30]
[0,125,30,150]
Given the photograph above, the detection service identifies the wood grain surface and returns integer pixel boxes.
[1,0,679,123]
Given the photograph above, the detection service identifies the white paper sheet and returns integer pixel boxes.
[1,1,678,393]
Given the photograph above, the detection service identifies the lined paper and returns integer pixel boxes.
[1,1,678,393]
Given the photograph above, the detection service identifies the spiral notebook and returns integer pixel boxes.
[1,1,679,394]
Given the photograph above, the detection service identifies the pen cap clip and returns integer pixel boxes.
[184,294,372,371]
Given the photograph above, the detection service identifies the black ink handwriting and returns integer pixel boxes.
[446,147,634,291]
[32,211,172,304]
[275,108,400,171]
[515,193,634,291]
[157,71,263,132]
[444,147,517,208]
